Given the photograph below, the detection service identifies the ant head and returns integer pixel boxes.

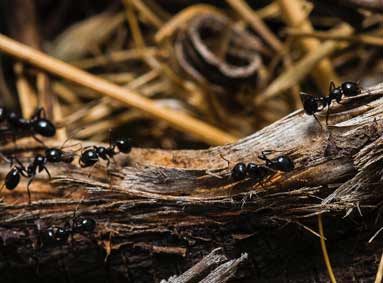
[341,81,360,97]
[275,155,294,172]
[114,138,132,154]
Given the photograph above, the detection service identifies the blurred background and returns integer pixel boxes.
[0,0,381,149]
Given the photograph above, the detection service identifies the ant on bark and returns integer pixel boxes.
[231,151,294,181]
[1,139,78,203]
[40,217,96,247]
[300,81,362,126]
[79,136,132,168]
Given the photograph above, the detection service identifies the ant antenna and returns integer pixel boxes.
[60,127,86,151]
[329,81,336,92]
[218,153,231,169]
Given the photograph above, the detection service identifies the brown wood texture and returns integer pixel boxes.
[0,82,383,282]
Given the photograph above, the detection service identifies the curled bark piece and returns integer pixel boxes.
[199,253,247,283]
[161,247,228,283]
[174,13,263,89]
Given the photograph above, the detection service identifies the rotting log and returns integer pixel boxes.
[0,82,383,282]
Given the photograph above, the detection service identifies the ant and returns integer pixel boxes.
[1,155,51,202]
[79,137,132,168]
[2,144,78,202]
[0,107,56,144]
[300,81,361,126]
[231,151,294,181]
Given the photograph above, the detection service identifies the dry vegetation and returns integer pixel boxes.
[0,0,382,282]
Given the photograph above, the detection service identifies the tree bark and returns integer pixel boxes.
[0,82,383,282]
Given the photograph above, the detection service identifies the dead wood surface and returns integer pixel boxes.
[1,82,383,282]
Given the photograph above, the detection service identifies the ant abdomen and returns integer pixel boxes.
[231,162,247,181]
[33,119,56,137]
[79,149,99,167]
[5,168,21,190]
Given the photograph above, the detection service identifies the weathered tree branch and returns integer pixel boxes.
[1,82,383,281]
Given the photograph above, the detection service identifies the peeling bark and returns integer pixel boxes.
[0,82,383,282]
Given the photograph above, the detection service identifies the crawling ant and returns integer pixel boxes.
[1,155,51,202]
[79,137,132,167]
[231,151,294,181]
[2,145,78,202]
[0,107,56,144]
[301,81,362,126]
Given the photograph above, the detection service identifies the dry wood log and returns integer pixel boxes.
[0,82,383,282]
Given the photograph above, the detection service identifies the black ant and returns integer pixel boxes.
[231,151,294,181]
[79,137,132,167]
[0,107,56,144]
[1,144,78,202]
[300,81,361,125]
[1,155,51,202]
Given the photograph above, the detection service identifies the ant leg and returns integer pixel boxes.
[0,152,11,163]
[26,177,34,204]
[218,153,230,169]
[259,150,273,161]
[325,106,331,126]
[329,81,336,93]
[14,158,28,174]
[87,162,98,178]
[0,183,5,193]
[35,108,46,119]
[32,134,46,146]
[42,166,51,180]
[313,114,323,130]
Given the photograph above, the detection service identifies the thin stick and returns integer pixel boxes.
[255,25,352,105]
[277,0,340,95]
[318,214,337,283]
[375,252,383,283]
[287,30,383,47]
[131,0,164,28]
[0,34,237,145]
[226,0,283,51]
